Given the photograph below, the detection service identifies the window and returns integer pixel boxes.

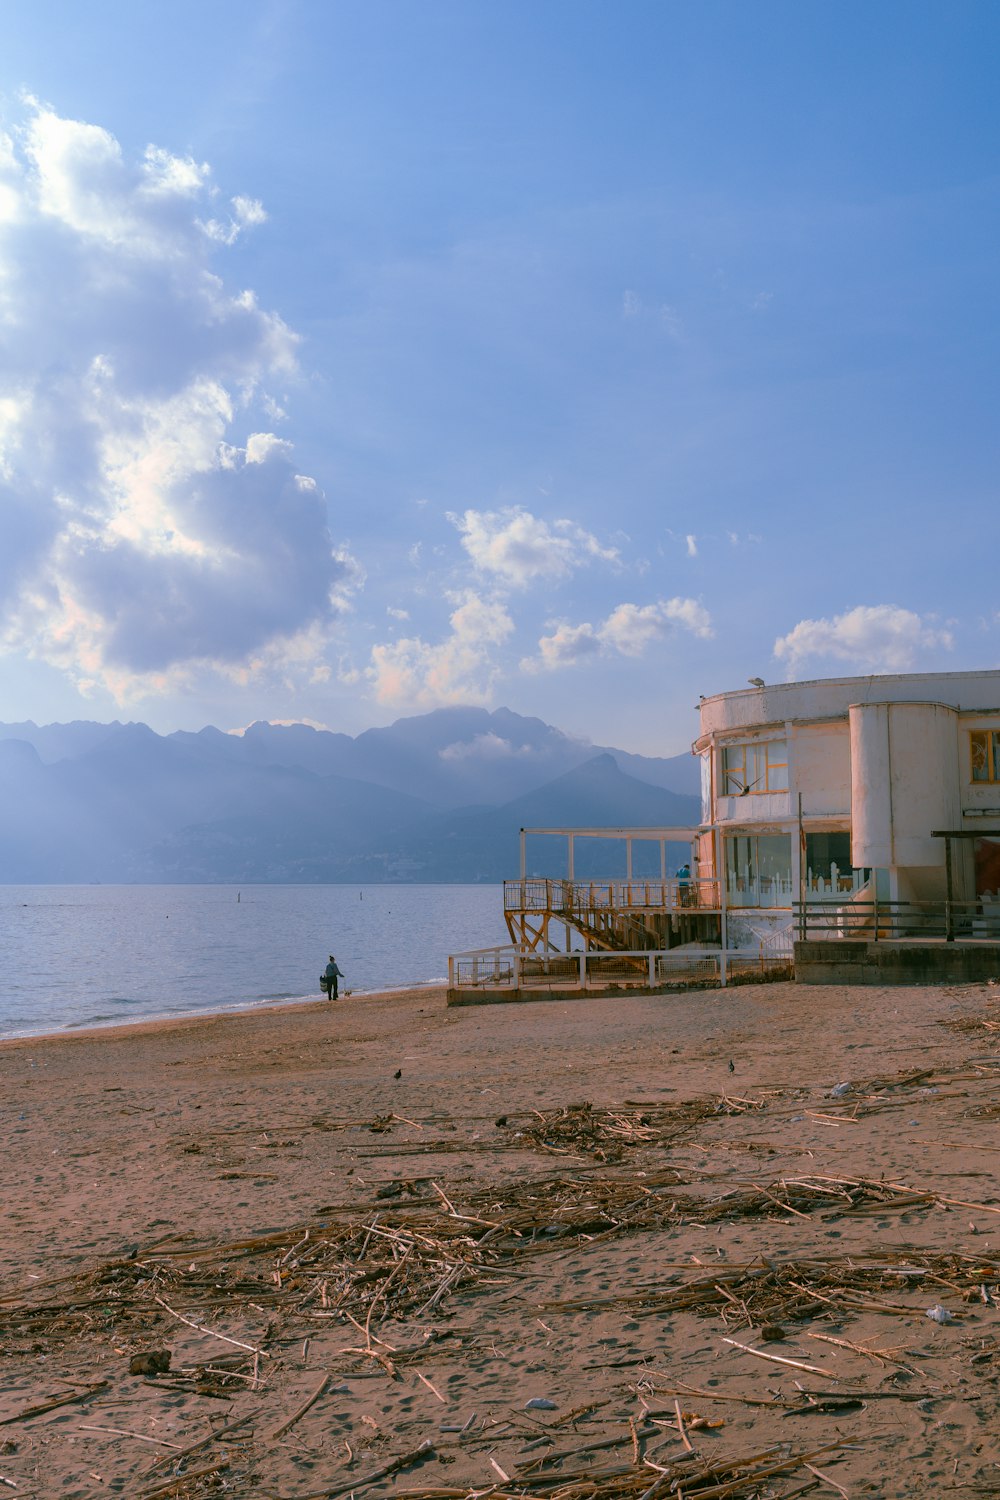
[971,731,1000,784]
[725,834,791,907]
[805,832,868,897]
[721,739,788,795]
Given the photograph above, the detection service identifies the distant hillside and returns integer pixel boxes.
[0,708,700,883]
[334,755,699,883]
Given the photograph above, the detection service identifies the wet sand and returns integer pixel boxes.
[2,977,1000,1496]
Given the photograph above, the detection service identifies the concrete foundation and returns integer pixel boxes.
[447,980,720,1007]
[795,940,1000,986]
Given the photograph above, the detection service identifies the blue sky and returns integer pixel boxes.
[0,0,996,754]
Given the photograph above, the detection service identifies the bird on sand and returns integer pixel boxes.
[394,1069,402,1079]
[728,1059,735,1073]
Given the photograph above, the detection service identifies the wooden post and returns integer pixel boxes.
[797,793,806,941]
[520,827,526,880]
[945,834,954,943]
[567,833,575,881]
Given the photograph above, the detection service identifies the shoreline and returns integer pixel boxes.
[0,977,449,1047]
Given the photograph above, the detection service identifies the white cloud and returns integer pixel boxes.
[367,591,514,707]
[773,604,954,676]
[523,597,713,673]
[685,534,698,557]
[449,506,619,588]
[439,732,532,762]
[0,100,353,701]
[527,621,602,671]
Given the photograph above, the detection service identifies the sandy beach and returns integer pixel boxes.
[3,976,1000,1498]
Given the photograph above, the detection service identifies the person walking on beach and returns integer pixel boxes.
[323,955,344,1000]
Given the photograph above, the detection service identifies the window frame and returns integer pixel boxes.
[721,738,789,795]
[971,730,1000,785]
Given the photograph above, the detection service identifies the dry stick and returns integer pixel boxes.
[428,1180,501,1229]
[153,1295,270,1358]
[785,1279,918,1318]
[310,1437,435,1499]
[640,1383,787,1410]
[721,1338,838,1378]
[391,1112,424,1128]
[413,1262,465,1319]
[747,1181,812,1220]
[806,1331,915,1370]
[0,1380,108,1426]
[522,1426,660,1473]
[637,1468,675,1500]
[805,1460,851,1498]
[356,1212,381,1261]
[140,1457,231,1499]
[416,1370,446,1403]
[683,1441,847,1500]
[340,1307,397,1351]
[78,1425,182,1448]
[430,1179,460,1215]
[144,1413,255,1475]
[673,1400,694,1454]
[363,1243,414,1350]
[270,1372,331,1441]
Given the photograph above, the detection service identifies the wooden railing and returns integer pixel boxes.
[504,877,720,915]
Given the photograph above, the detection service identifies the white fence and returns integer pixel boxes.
[448,943,793,992]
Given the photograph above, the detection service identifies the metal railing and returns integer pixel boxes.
[504,877,720,915]
[794,897,1000,943]
[449,944,792,992]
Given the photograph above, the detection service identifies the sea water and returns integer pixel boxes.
[0,884,509,1039]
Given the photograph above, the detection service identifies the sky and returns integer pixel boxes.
[0,0,997,756]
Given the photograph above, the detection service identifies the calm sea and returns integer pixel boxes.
[0,884,509,1039]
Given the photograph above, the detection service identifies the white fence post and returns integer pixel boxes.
[579,952,587,988]
[648,953,656,987]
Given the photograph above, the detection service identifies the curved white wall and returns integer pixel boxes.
[698,669,1000,742]
[850,701,960,872]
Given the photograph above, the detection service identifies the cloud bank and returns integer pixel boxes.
[450,506,619,587]
[367,591,514,707]
[773,604,954,676]
[0,101,353,699]
[523,597,713,672]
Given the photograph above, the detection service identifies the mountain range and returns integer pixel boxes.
[0,707,701,883]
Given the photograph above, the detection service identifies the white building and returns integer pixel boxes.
[693,669,1000,927]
